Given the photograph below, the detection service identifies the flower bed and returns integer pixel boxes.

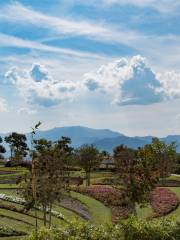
[72,185,130,222]
[59,195,91,221]
[150,188,179,217]
[72,185,123,206]
[0,194,66,221]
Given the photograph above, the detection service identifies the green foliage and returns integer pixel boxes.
[76,145,102,186]
[26,217,180,240]
[119,216,180,240]
[5,132,28,161]
[27,220,122,240]
[150,138,177,179]
[113,145,158,212]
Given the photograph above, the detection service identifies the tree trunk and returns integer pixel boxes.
[88,171,90,186]
[48,203,52,228]
[86,172,88,186]
[86,171,90,186]
[43,205,47,226]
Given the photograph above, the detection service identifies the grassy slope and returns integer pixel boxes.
[166,187,180,218]
[71,191,112,225]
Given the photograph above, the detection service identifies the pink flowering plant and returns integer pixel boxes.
[72,185,131,222]
[150,187,179,217]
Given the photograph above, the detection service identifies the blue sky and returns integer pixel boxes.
[0,0,180,136]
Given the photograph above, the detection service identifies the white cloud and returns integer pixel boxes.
[0,2,151,48]
[84,55,165,105]
[0,98,8,112]
[1,2,180,69]
[5,64,79,107]
[157,71,180,100]
[5,55,180,108]
[0,2,111,39]
[0,33,103,59]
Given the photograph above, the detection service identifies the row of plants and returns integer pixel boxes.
[150,187,179,217]
[0,226,25,237]
[0,193,66,221]
[59,195,91,221]
[27,217,180,240]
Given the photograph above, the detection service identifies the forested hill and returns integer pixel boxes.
[1,126,180,154]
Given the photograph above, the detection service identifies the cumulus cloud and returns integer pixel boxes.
[84,55,165,105]
[5,64,78,107]
[157,71,180,100]
[5,55,180,108]
[0,98,8,112]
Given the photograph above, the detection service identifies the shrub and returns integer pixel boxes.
[119,216,179,240]
[26,218,180,240]
[72,186,124,206]
[27,221,122,240]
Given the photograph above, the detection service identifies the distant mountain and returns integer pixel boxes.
[26,126,122,148]
[93,136,149,153]
[2,126,180,156]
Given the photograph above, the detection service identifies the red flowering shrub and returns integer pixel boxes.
[73,185,123,206]
[150,188,179,217]
[72,185,131,222]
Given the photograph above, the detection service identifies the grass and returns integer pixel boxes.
[53,204,84,222]
[136,204,154,219]
[0,184,20,189]
[165,187,180,219]
[167,175,180,181]
[71,191,112,225]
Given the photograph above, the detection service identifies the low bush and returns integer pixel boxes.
[120,216,180,240]
[26,217,180,240]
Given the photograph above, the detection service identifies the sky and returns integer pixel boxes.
[0,0,180,136]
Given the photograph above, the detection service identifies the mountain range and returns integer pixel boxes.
[1,126,180,155]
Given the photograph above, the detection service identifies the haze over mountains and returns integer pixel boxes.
[2,126,180,155]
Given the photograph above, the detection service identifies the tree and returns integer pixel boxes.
[0,136,6,159]
[114,145,159,214]
[76,145,101,186]
[55,136,74,188]
[22,136,70,227]
[150,138,177,180]
[5,132,28,162]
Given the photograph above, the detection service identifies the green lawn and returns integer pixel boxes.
[166,187,180,219]
[71,191,112,225]
[167,175,180,181]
